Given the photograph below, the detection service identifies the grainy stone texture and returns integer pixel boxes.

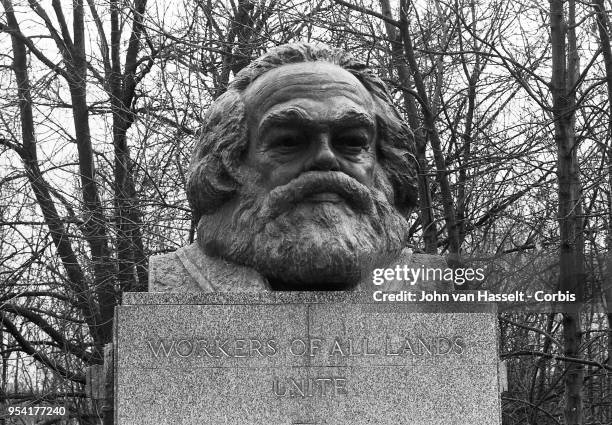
[115,293,501,424]
[123,43,498,423]
[148,242,268,292]
[149,247,451,293]
[153,43,433,293]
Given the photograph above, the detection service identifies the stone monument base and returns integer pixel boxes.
[114,292,502,424]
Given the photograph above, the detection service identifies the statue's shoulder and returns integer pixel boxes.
[148,246,200,292]
[148,243,269,292]
[409,251,448,269]
[376,249,452,291]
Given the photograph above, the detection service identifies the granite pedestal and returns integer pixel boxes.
[114,292,502,424]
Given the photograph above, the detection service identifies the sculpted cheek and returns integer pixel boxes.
[338,155,376,187]
[373,167,395,203]
[268,168,297,190]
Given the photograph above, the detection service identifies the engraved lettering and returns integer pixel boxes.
[249,339,263,357]
[402,337,415,355]
[148,339,175,358]
[147,335,465,359]
[364,338,378,356]
[175,339,194,357]
[216,339,231,357]
[309,338,323,357]
[290,339,307,356]
[334,378,348,395]
[272,379,287,396]
[385,336,400,356]
[316,378,332,396]
[329,338,346,357]
[197,339,215,358]
[436,337,452,355]
[454,337,465,354]
[289,378,306,397]
[272,377,348,397]
[417,336,432,355]
[266,339,278,356]
[234,339,248,358]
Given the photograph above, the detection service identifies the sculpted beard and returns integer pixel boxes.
[197,170,410,290]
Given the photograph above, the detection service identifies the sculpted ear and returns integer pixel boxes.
[186,92,249,219]
[375,114,419,216]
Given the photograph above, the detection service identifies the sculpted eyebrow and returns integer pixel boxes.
[333,110,375,129]
[259,109,374,135]
[259,109,314,135]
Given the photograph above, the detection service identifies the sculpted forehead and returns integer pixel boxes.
[242,62,375,121]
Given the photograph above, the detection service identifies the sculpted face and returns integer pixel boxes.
[197,61,410,290]
[243,62,377,193]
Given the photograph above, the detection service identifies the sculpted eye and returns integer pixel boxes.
[334,133,369,152]
[271,135,303,149]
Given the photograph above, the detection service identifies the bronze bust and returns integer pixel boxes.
[149,43,446,292]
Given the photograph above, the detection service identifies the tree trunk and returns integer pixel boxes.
[1,0,103,356]
[550,0,584,423]
[398,0,459,258]
[593,1,612,420]
[68,0,116,350]
[110,0,148,294]
[379,0,437,253]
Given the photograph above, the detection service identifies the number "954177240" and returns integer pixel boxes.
[7,406,66,416]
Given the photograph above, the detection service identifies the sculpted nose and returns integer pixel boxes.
[306,133,340,171]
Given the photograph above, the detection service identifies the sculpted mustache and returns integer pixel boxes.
[260,171,374,218]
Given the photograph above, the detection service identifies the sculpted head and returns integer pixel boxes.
[186,43,418,290]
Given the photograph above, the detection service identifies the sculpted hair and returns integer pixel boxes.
[186,43,418,222]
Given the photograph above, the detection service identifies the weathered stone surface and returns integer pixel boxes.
[121,43,498,424]
[148,242,269,292]
[115,293,501,424]
[149,247,451,292]
[152,43,431,292]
